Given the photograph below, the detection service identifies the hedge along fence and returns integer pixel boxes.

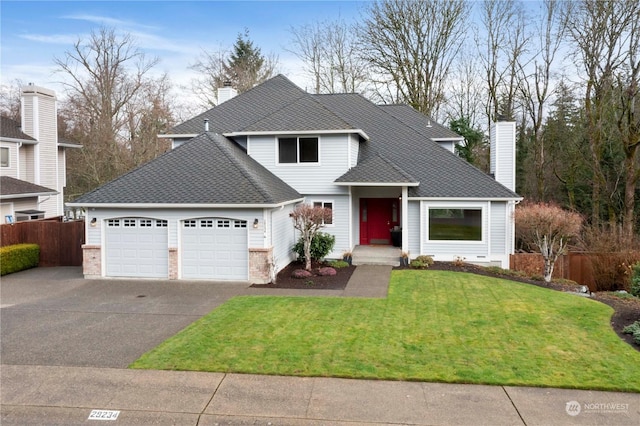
[1,243,40,276]
[511,251,640,292]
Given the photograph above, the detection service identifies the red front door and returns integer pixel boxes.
[360,198,399,245]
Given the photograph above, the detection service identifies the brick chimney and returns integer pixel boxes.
[490,120,516,192]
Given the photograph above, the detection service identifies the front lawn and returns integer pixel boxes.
[130,270,640,392]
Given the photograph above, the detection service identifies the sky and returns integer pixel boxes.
[0,0,366,102]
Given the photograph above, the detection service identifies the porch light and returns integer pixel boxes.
[253,218,259,229]
[90,218,97,227]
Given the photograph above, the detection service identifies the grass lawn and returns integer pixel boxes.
[130,270,640,392]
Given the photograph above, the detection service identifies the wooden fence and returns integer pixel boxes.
[0,218,85,266]
[510,252,595,288]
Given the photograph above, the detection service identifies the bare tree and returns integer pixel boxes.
[476,0,530,122]
[564,0,638,226]
[357,0,469,117]
[0,79,24,121]
[515,202,583,282]
[54,27,173,197]
[446,56,486,131]
[616,12,640,237]
[291,204,333,271]
[517,0,565,201]
[289,19,369,94]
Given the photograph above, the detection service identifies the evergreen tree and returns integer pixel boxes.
[223,29,276,93]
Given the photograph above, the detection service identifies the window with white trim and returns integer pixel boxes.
[139,219,153,227]
[1,147,9,167]
[217,219,230,228]
[428,208,482,241]
[313,201,334,225]
[107,219,120,227]
[278,136,318,164]
[184,220,196,228]
[156,220,167,227]
[123,218,136,227]
[234,220,247,228]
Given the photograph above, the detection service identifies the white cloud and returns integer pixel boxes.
[63,14,160,31]
[20,34,79,45]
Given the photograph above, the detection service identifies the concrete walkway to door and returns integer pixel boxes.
[343,264,393,298]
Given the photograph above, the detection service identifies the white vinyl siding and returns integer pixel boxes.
[270,204,297,274]
[247,134,351,195]
[308,195,350,259]
[349,134,360,168]
[490,201,507,255]
[407,201,421,256]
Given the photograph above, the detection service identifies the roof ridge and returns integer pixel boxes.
[238,83,357,132]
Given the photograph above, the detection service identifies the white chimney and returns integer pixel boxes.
[20,84,62,215]
[204,119,209,132]
[217,81,237,104]
[490,120,516,192]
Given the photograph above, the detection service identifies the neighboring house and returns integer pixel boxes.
[0,84,81,222]
[68,75,521,282]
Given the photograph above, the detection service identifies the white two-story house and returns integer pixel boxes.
[0,84,81,222]
[68,75,521,282]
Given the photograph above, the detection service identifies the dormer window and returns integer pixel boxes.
[278,136,318,164]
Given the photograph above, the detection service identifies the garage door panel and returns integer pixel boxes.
[106,218,168,278]
[181,218,248,280]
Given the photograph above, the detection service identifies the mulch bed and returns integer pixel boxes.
[251,261,355,290]
[252,260,640,351]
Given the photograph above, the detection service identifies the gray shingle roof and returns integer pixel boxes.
[379,105,462,140]
[336,153,417,184]
[313,93,518,198]
[77,75,518,206]
[240,95,355,132]
[0,116,36,141]
[169,75,308,135]
[0,176,57,197]
[71,133,301,205]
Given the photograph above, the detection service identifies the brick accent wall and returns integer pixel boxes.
[249,247,273,284]
[168,247,178,279]
[82,244,101,278]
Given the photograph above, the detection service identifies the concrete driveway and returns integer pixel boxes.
[0,267,261,368]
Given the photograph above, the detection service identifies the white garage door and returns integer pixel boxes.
[181,218,248,280]
[105,218,168,278]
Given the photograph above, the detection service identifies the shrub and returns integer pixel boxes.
[515,202,583,283]
[0,244,40,276]
[411,255,434,269]
[292,269,313,279]
[328,260,349,269]
[293,232,335,263]
[631,262,640,298]
[623,321,640,345]
[317,267,337,276]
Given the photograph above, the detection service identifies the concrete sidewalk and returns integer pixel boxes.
[1,365,638,425]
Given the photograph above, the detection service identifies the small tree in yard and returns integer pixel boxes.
[291,204,333,271]
[515,202,583,283]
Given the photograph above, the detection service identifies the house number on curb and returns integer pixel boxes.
[88,409,120,420]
